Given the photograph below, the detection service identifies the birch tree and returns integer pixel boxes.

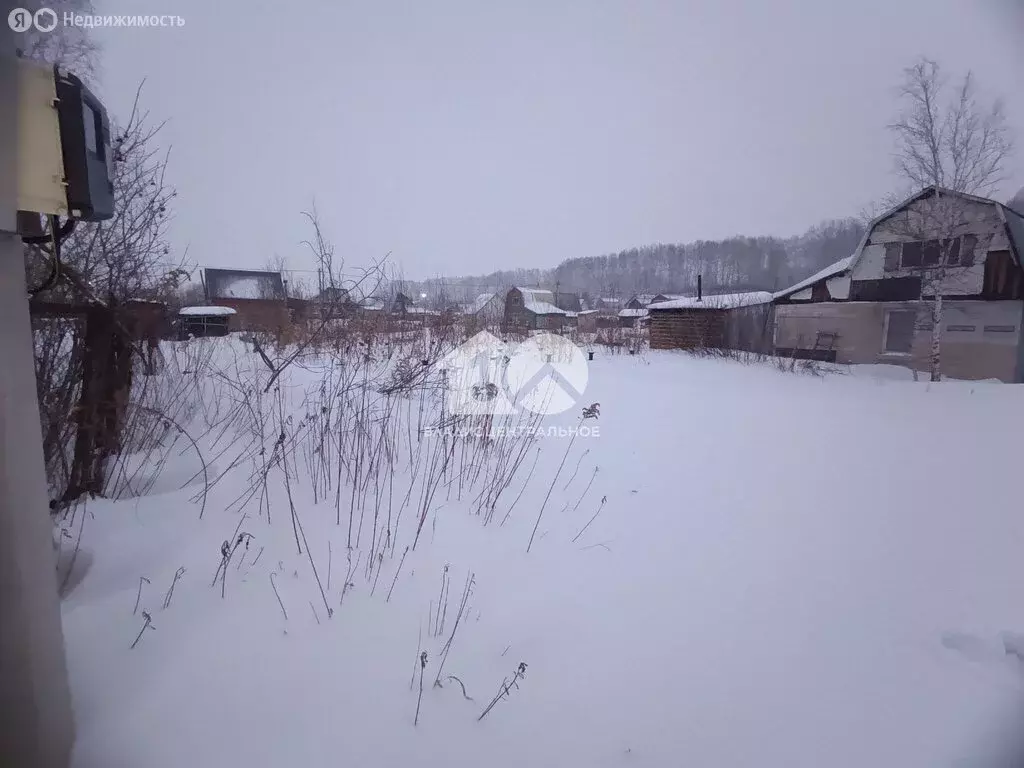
[887,57,1014,381]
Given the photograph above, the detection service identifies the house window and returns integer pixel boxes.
[946,324,975,332]
[896,236,976,269]
[983,325,1016,333]
[982,251,1023,300]
[849,276,921,301]
[901,239,942,268]
[900,242,923,268]
[883,310,916,354]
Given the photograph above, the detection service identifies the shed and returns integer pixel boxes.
[617,308,649,328]
[178,305,236,339]
[648,292,774,352]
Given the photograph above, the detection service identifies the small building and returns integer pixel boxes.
[503,287,568,331]
[467,292,505,325]
[617,308,649,328]
[648,292,775,352]
[577,309,599,333]
[315,286,357,320]
[178,306,236,338]
[203,268,289,333]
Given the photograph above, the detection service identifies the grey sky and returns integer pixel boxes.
[92,0,1024,282]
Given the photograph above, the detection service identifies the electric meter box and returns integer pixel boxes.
[54,69,114,221]
[13,57,114,222]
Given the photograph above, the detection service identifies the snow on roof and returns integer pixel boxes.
[629,294,658,306]
[179,305,236,317]
[618,308,649,318]
[468,293,498,314]
[773,256,855,300]
[530,301,567,315]
[515,288,566,315]
[649,291,774,310]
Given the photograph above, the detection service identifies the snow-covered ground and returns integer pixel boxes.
[62,341,1024,767]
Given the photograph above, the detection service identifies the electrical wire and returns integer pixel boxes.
[26,216,76,296]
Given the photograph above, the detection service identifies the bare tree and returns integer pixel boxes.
[15,0,100,78]
[886,57,1014,381]
[19,8,184,497]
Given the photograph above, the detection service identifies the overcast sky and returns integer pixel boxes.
[92,0,1024,282]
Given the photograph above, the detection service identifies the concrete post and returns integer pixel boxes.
[0,20,76,768]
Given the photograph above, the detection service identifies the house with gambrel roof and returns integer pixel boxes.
[772,186,1024,380]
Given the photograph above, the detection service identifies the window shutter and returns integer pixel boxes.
[883,243,901,271]
[960,235,978,267]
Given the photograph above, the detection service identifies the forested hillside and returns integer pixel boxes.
[412,218,865,304]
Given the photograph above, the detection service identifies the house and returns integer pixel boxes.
[467,292,505,324]
[648,291,775,352]
[772,186,1024,381]
[178,305,236,338]
[553,292,582,313]
[503,287,568,331]
[203,268,289,333]
[624,294,658,310]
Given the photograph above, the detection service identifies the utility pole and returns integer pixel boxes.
[0,32,76,768]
